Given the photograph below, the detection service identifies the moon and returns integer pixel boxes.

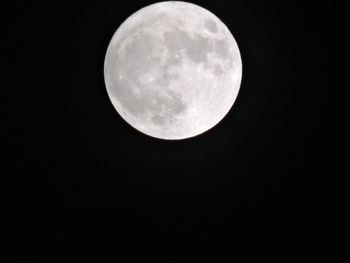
[104,1,242,140]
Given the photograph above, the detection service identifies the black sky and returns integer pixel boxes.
[3,0,347,261]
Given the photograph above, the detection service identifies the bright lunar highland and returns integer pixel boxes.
[104,1,242,140]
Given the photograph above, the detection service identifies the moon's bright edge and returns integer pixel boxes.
[104,1,242,140]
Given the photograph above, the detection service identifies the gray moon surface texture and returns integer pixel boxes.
[104,1,242,140]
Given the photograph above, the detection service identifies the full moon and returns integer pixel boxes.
[104,1,242,140]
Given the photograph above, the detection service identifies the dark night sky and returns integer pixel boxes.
[3,0,347,261]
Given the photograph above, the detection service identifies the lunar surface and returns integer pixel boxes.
[104,1,242,140]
